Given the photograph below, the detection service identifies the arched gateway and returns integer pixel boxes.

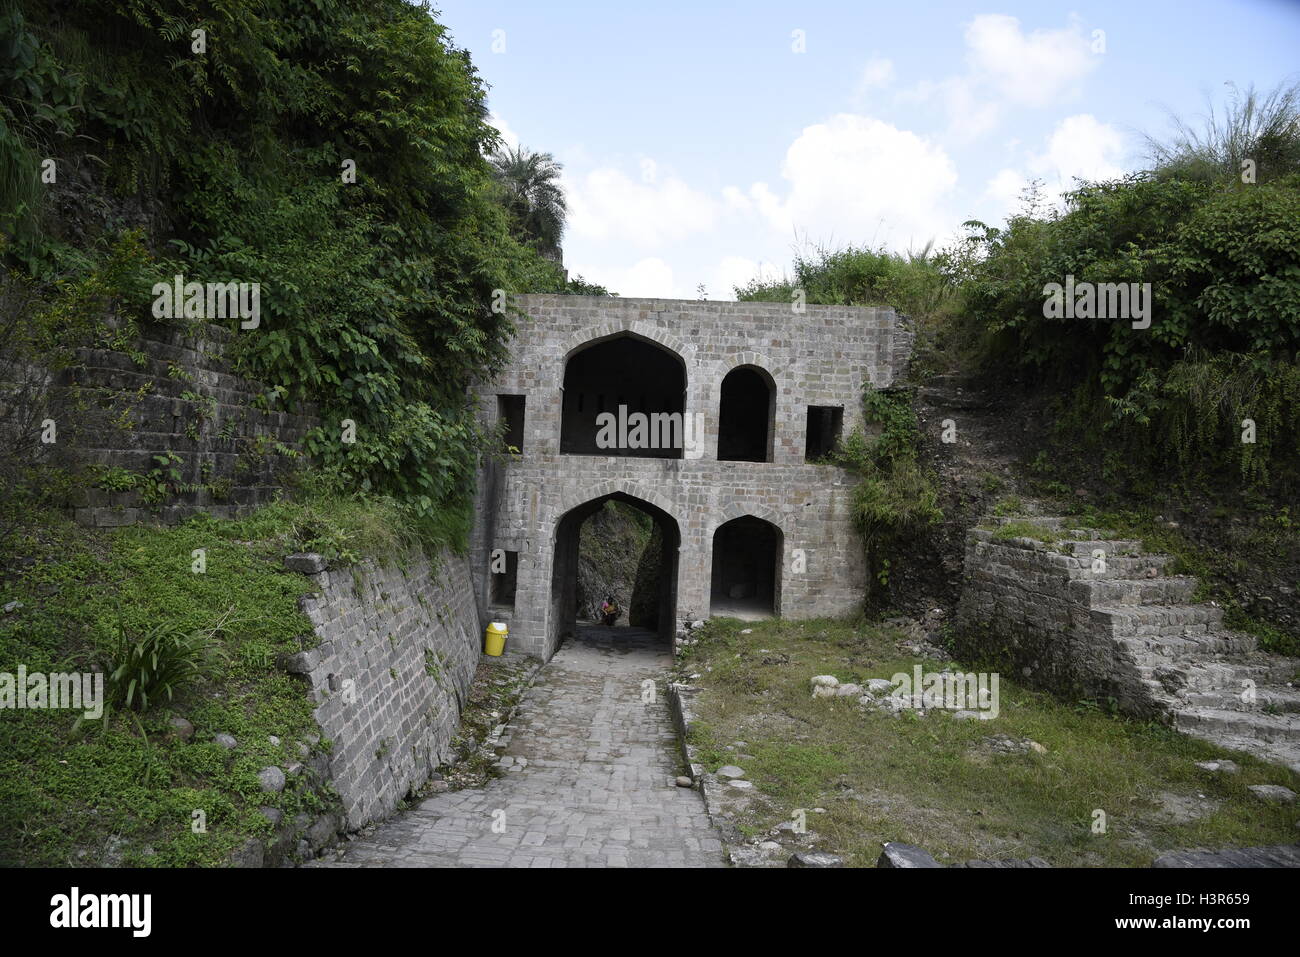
[471,295,911,659]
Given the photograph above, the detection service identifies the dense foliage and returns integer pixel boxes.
[959,171,1300,491]
[2,0,580,544]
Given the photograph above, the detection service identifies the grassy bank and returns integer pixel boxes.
[680,616,1300,867]
[0,495,416,866]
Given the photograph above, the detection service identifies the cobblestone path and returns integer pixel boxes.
[316,626,725,867]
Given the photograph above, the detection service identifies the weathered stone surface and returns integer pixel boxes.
[1153,845,1300,868]
[716,765,745,779]
[675,776,694,788]
[878,842,942,868]
[297,548,480,832]
[1196,760,1240,774]
[258,807,283,827]
[789,851,843,868]
[284,552,327,575]
[1248,784,1296,805]
[230,837,265,868]
[277,649,319,674]
[64,323,319,529]
[214,733,238,750]
[960,857,1051,868]
[257,766,286,793]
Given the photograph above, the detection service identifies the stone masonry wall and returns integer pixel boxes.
[63,320,317,527]
[472,295,909,658]
[954,529,1155,714]
[287,549,481,830]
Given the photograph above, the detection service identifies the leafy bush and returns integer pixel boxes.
[957,172,1300,491]
[2,0,578,546]
[836,389,942,599]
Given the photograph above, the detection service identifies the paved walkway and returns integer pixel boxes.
[317,626,725,867]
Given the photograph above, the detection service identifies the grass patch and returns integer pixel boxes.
[679,616,1300,867]
[989,521,1059,544]
[0,493,414,866]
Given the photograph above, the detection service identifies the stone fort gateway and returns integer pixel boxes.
[470,294,913,659]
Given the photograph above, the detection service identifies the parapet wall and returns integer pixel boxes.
[288,549,482,830]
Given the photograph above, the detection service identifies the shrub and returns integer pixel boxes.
[105,619,227,712]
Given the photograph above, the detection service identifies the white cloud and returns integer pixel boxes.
[1036,113,1126,188]
[964,14,1097,109]
[565,167,719,248]
[705,256,784,301]
[856,56,896,95]
[487,113,519,152]
[984,167,1027,210]
[748,114,959,252]
[571,257,677,299]
[984,113,1127,219]
[906,15,1099,140]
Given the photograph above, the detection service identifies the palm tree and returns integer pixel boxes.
[489,146,568,256]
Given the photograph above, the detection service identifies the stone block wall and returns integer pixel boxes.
[290,549,482,830]
[954,529,1155,714]
[62,320,317,527]
[471,295,909,658]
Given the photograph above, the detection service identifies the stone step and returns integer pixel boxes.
[1174,706,1300,746]
[1179,686,1300,714]
[1064,553,1176,580]
[1065,539,1144,559]
[1121,631,1258,661]
[1173,728,1300,775]
[1069,576,1198,606]
[1137,663,1274,702]
[1093,603,1224,637]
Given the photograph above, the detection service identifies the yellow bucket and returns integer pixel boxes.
[484,621,508,656]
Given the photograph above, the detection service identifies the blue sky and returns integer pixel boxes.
[434,0,1300,299]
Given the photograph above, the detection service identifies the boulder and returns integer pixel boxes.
[1248,784,1296,805]
[257,766,287,793]
[284,552,328,575]
[877,842,942,868]
[789,851,843,868]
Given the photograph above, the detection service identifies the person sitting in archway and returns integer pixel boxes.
[600,595,619,626]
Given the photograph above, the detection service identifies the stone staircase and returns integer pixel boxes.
[983,515,1300,773]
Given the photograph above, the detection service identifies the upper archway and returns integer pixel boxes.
[717,365,774,462]
[560,334,687,459]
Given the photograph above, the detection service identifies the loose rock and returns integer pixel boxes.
[257,766,287,793]
[877,842,942,868]
[1248,784,1296,805]
[789,851,843,868]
